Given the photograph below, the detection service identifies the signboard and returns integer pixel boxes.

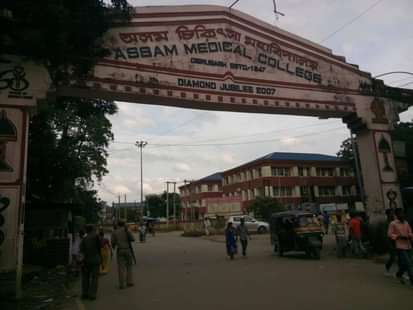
[0,55,50,107]
[59,5,375,118]
[205,197,242,216]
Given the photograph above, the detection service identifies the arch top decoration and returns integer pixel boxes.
[56,5,411,120]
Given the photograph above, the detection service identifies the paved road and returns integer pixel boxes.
[71,232,413,310]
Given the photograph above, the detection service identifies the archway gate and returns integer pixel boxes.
[0,5,412,279]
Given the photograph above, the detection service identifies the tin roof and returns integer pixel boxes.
[198,172,223,182]
[254,152,341,162]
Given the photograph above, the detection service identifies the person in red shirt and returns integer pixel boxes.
[349,213,366,257]
[388,208,413,285]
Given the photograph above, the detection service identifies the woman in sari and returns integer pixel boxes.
[99,230,112,275]
[225,222,237,260]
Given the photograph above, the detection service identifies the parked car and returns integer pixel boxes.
[227,215,269,234]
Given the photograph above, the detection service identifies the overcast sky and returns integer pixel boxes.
[97,0,413,203]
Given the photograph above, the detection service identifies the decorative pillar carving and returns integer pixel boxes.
[346,96,404,218]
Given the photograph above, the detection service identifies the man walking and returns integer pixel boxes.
[349,213,366,257]
[388,208,413,285]
[111,220,135,289]
[204,216,211,236]
[332,214,347,258]
[322,212,330,234]
[80,225,101,300]
[384,208,396,275]
[237,217,250,257]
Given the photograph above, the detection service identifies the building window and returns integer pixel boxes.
[342,186,352,196]
[316,168,335,177]
[254,168,262,178]
[256,187,265,197]
[271,167,290,177]
[240,172,245,181]
[340,168,352,177]
[208,184,213,192]
[273,186,293,197]
[300,186,310,197]
[298,167,310,177]
[318,186,336,197]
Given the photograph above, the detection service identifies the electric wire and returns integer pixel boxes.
[374,71,413,79]
[149,112,206,144]
[110,120,340,147]
[146,126,345,148]
[319,0,386,43]
[185,120,338,144]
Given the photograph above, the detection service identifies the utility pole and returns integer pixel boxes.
[124,194,127,221]
[165,182,170,229]
[136,140,148,220]
[173,182,176,225]
[118,194,121,221]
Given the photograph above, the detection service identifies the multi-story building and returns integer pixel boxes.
[179,152,358,219]
[179,172,223,220]
[222,152,358,209]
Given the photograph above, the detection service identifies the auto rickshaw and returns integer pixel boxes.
[270,211,323,259]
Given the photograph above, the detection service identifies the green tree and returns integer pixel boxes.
[1,0,131,84]
[248,196,285,221]
[336,137,356,169]
[0,1,131,221]
[27,98,117,203]
[146,194,165,218]
[146,192,182,219]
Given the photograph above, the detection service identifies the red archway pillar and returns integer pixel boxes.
[0,56,49,298]
[350,97,403,219]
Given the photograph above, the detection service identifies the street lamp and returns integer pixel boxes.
[136,140,148,220]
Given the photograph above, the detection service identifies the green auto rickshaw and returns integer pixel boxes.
[270,211,323,259]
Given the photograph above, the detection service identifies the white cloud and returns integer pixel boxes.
[221,153,236,165]
[112,185,131,195]
[123,118,155,129]
[174,163,191,172]
[281,137,299,146]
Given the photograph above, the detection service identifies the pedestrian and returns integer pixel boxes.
[71,230,84,276]
[111,220,135,289]
[317,213,324,231]
[332,214,347,258]
[388,208,413,285]
[204,216,211,236]
[148,221,155,237]
[237,217,251,257]
[349,213,366,257]
[99,230,112,275]
[384,208,397,276]
[322,211,330,234]
[80,225,101,300]
[225,222,237,260]
[139,222,146,242]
